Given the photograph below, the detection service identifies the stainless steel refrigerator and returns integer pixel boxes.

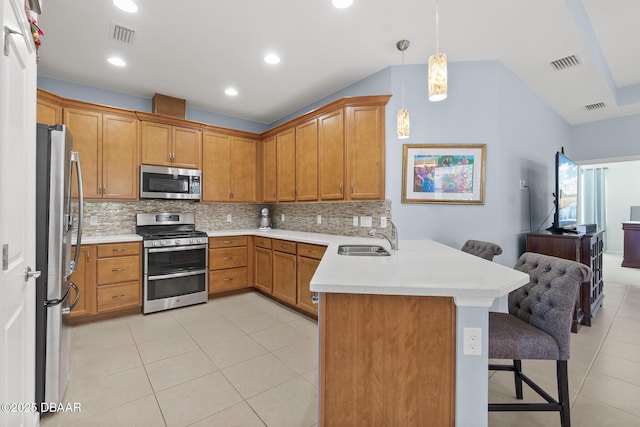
[35,124,83,407]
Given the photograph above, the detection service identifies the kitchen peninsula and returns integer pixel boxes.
[311,239,529,427]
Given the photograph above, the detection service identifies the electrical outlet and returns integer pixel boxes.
[360,216,372,227]
[463,327,482,356]
[352,216,359,226]
[226,214,232,223]
[317,215,322,224]
[281,214,285,222]
[519,179,526,190]
[380,216,387,228]
[90,215,98,226]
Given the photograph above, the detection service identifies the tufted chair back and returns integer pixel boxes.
[461,240,503,261]
[509,252,592,360]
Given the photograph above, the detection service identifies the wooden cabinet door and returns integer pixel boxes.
[37,99,61,125]
[262,136,277,202]
[69,245,96,318]
[230,137,257,202]
[277,128,296,202]
[254,247,272,294]
[295,119,318,201]
[64,108,102,199]
[202,132,231,201]
[319,109,345,200]
[346,105,385,200]
[173,126,202,169]
[141,121,172,166]
[272,250,297,305]
[297,256,319,316]
[102,114,138,200]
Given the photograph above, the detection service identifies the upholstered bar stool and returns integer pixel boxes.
[488,252,592,427]
[461,239,503,261]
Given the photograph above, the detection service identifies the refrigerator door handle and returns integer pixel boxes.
[69,151,84,273]
[62,282,80,315]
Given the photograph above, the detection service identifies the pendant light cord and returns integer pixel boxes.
[435,0,440,54]
[401,49,405,108]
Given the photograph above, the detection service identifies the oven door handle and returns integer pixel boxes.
[148,269,207,281]
[147,244,208,253]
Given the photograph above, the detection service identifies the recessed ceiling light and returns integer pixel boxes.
[113,0,138,13]
[225,88,238,96]
[264,54,280,65]
[332,0,353,9]
[107,56,126,67]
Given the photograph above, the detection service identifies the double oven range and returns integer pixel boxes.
[136,213,208,314]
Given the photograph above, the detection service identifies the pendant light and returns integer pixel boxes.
[396,39,410,139]
[428,0,447,101]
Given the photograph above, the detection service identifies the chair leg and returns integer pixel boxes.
[513,360,523,399]
[557,360,570,427]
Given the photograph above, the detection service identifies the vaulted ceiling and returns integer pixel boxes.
[36,0,640,125]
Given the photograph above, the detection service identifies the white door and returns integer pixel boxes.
[0,0,38,426]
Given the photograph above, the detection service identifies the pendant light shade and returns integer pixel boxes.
[396,39,410,139]
[428,52,447,101]
[428,0,447,102]
[397,108,410,139]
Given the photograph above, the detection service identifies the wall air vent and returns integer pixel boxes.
[549,55,581,71]
[110,23,135,44]
[585,102,606,111]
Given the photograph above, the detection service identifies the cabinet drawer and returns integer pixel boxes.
[272,239,297,255]
[209,236,248,248]
[97,242,140,257]
[209,247,247,270]
[209,267,249,293]
[297,243,326,260]
[97,281,140,312]
[254,236,272,249]
[96,255,140,285]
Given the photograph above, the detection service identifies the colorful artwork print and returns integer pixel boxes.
[402,144,486,204]
[412,155,474,194]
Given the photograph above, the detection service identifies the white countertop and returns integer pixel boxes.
[79,228,529,302]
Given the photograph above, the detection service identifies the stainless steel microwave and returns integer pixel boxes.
[140,165,201,200]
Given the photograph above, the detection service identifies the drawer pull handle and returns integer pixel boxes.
[112,248,126,252]
[223,257,234,260]
[111,294,125,299]
[112,267,126,272]
[312,293,319,304]
[223,278,233,281]
[307,250,316,254]
[223,240,232,244]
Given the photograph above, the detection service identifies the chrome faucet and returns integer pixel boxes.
[368,221,398,250]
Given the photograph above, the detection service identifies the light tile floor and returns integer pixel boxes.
[42,277,640,426]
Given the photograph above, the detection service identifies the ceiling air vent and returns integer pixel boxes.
[585,102,606,111]
[549,55,581,71]
[110,23,135,44]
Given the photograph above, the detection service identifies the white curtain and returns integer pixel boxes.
[581,167,607,249]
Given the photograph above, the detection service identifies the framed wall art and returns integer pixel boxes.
[402,144,486,204]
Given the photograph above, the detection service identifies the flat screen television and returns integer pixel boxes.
[551,151,579,232]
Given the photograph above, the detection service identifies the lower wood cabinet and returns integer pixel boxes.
[70,242,142,321]
[254,237,273,294]
[209,236,250,294]
[272,240,298,306]
[297,243,326,316]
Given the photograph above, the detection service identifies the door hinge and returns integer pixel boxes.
[2,244,8,271]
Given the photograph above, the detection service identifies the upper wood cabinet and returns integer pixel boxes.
[276,128,296,202]
[63,105,139,200]
[140,120,202,169]
[318,109,345,200]
[295,119,318,201]
[346,104,385,200]
[202,131,257,202]
[37,89,62,125]
[261,136,277,203]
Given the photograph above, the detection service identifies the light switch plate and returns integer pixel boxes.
[463,327,482,356]
[352,216,359,226]
[90,215,98,226]
[380,216,387,228]
[317,215,322,224]
[281,214,285,222]
[360,216,372,227]
[226,214,232,223]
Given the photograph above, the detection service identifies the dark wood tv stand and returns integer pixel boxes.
[526,230,604,332]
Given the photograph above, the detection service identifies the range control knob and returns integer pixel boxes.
[175,239,180,245]
[160,240,166,246]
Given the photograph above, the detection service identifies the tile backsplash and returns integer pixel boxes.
[76,200,392,237]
